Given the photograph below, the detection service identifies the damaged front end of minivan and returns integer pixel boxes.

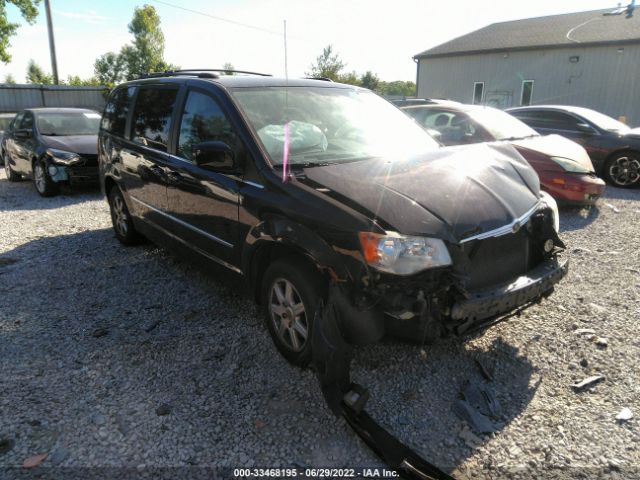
[303,143,568,348]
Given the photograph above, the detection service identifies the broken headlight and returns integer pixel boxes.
[358,232,452,275]
[47,148,82,166]
[539,191,560,232]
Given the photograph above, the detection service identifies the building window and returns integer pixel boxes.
[473,82,484,105]
[521,80,534,106]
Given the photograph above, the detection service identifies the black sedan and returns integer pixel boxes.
[2,108,101,196]
[507,105,640,188]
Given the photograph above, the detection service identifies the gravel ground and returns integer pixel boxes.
[0,170,639,479]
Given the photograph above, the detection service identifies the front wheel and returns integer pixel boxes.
[4,153,21,182]
[33,159,59,196]
[261,257,325,367]
[603,152,640,188]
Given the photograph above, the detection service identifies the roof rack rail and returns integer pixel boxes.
[304,76,334,82]
[137,69,272,80]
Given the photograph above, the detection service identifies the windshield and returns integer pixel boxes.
[36,111,101,136]
[466,107,539,141]
[570,107,631,133]
[230,86,439,167]
[0,116,13,132]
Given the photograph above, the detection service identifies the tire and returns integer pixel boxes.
[33,159,59,196]
[108,187,142,245]
[3,153,21,182]
[603,151,640,188]
[261,257,325,367]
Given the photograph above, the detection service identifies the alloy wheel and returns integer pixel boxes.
[609,156,640,187]
[269,278,308,352]
[112,195,129,236]
[34,163,46,193]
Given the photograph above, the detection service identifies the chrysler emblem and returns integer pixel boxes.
[512,221,521,233]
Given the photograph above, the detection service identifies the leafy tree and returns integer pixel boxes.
[26,59,52,84]
[94,51,126,88]
[337,70,359,86]
[2,72,16,83]
[94,4,177,85]
[307,45,345,81]
[66,75,100,86]
[222,62,234,75]
[0,0,41,63]
[378,80,416,97]
[359,71,379,91]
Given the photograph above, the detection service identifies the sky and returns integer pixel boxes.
[0,0,624,83]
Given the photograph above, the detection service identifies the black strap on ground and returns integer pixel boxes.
[312,290,456,480]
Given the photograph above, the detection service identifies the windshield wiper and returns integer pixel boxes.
[500,134,538,141]
[274,161,334,169]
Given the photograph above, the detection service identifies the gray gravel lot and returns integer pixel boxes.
[0,170,639,479]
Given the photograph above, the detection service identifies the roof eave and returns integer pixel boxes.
[414,38,640,60]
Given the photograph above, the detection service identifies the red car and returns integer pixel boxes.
[402,103,606,205]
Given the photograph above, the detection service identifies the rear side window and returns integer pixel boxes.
[177,90,237,161]
[515,110,580,131]
[101,86,136,137]
[130,86,179,152]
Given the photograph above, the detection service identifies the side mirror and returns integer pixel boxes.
[15,129,32,139]
[193,141,236,172]
[575,122,596,134]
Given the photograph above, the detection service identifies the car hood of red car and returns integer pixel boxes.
[510,134,594,171]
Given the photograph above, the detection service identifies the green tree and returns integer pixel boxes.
[26,59,52,84]
[66,75,100,86]
[359,71,379,91]
[337,70,359,86]
[0,0,41,63]
[307,45,345,81]
[94,4,177,84]
[222,62,234,75]
[378,80,416,97]
[2,72,16,83]
[94,51,125,88]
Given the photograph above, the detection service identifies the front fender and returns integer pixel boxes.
[242,215,351,281]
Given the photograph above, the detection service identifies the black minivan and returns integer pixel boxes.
[99,71,567,366]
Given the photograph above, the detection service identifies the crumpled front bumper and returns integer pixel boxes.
[451,256,569,322]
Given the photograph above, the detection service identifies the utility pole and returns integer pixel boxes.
[44,0,59,84]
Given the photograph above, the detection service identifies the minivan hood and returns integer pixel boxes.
[302,143,540,244]
[511,134,594,171]
[41,135,98,156]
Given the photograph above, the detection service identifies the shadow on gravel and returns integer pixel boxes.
[0,177,100,212]
[0,228,538,476]
[559,204,600,233]
[351,332,539,474]
[599,185,640,201]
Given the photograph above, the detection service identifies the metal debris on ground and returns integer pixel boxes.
[604,203,621,213]
[573,328,596,336]
[312,289,455,480]
[616,408,633,422]
[572,375,605,392]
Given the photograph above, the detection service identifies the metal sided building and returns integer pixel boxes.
[413,7,640,125]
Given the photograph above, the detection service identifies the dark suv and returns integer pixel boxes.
[99,70,568,366]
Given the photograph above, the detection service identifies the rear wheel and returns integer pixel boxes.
[108,187,142,245]
[33,159,59,196]
[603,152,640,188]
[261,257,325,367]
[3,153,21,182]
